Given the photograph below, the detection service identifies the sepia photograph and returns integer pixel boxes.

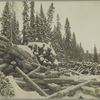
[0,0,100,99]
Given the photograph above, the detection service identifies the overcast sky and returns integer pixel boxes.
[0,1,100,53]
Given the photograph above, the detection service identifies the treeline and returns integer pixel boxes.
[0,1,99,63]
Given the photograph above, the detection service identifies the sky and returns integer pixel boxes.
[0,1,100,53]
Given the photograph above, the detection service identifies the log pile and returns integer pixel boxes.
[66,61,100,75]
[0,35,100,99]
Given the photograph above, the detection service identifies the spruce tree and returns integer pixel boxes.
[47,2,55,26]
[46,2,55,42]
[30,1,35,29]
[93,45,98,63]
[72,32,77,60]
[35,14,42,42]
[30,1,36,41]
[52,14,64,61]
[79,43,84,61]
[11,12,19,44]
[22,0,30,44]
[1,2,11,40]
[64,18,72,60]
[39,4,46,42]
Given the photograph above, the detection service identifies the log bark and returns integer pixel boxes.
[15,67,48,96]
[68,69,82,75]
[47,79,93,98]
[15,77,81,85]
[0,63,8,70]
[47,83,61,92]
[29,72,46,79]
[27,66,40,76]
[81,86,96,96]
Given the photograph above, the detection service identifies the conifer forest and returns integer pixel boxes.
[0,0,100,99]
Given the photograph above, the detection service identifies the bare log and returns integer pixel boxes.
[27,66,40,76]
[68,69,82,75]
[15,67,48,96]
[15,77,81,86]
[47,83,61,92]
[47,79,93,99]
[0,63,8,70]
[29,72,46,79]
[81,86,96,96]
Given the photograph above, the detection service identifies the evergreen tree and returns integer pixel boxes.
[79,43,84,61]
[64,18,72,60]
[40,4,45,19]
[22,0,30,44]
[47,2,55,26]
[1,2,11,40]
[30,1,35,41]
[30,1,35,29]
[93,45,98,63]
[35,14,42,42]
[39,4,47,42]
[11,12,19,44]
[51,14,64,61]
[71,32,77,60]
[46,2,55,42]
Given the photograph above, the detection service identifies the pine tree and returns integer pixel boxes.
[1,2,11,40]
[93,45,98,63]
[22,0,30,44]
[64,18,72,61]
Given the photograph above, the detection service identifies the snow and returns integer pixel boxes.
[17,45,33,57]
[28,42,57,56]
[7,76,44,99]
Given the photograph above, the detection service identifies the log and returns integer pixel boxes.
[0,35,9,42]
[27,63,48,76]
[27,66,40,76]
[0,58,4,64]
[15,77,82,85]
[16,76,84,85]
[81,86,96,96]
[15,67,48,96]
[29,72,46,79]
[68,69,82,75]
[47,83,61,92]
[0,51,5,56]
[0,63,8,70]
[47,79,93,98]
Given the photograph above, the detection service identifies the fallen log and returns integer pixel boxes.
[27,66,41,76]
[81,86,96,96]
[47,79,93,99]
[68,69,82,75]
[29,72,46,79]
[0,35,9,42]
[15,77,83,85]
[15,67,48,97]
[47,83,61,92]
[0,63,8,70]
[0,58,4,64]
[27,63,49,76]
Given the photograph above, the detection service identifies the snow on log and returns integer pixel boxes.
[15,67,48,96]
[47,79,94,98]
